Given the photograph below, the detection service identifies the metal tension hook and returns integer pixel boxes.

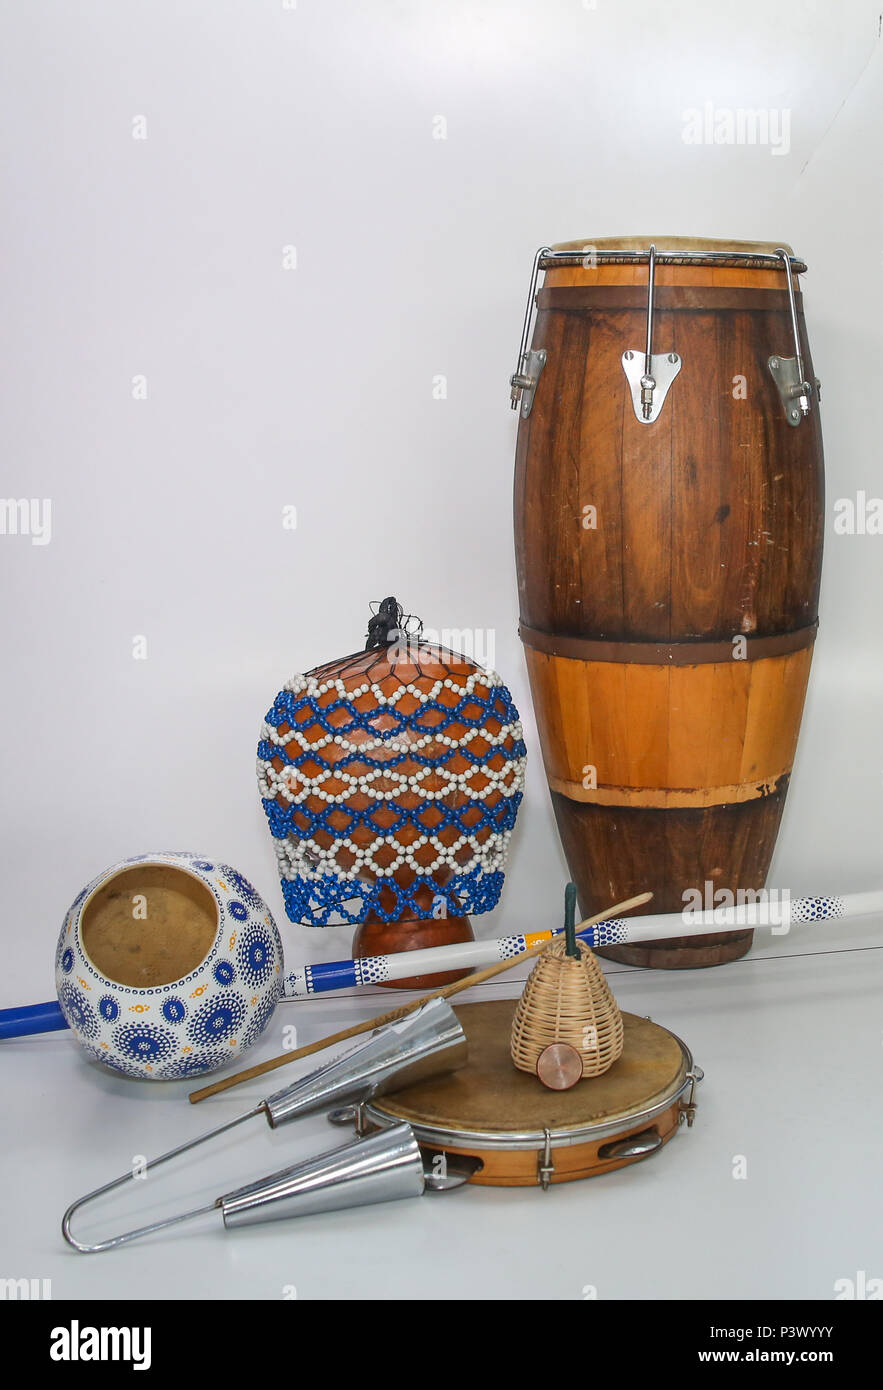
[768,248,821,426]
[509,246,551,419]
[621,244,682,425]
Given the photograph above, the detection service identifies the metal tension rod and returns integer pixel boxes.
[768,248,820,426]
[640,243,658,419]
[509,246,551,417]
[620,243,681,424]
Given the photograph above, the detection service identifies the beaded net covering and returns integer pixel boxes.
[257,642,527,926]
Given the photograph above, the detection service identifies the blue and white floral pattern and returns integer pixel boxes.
[187,991,249,1047]
[236,922,276,987]
[54,852,283,1082]
[114,1021,177,1063]
[213,959,236,986]
[98,994,120,1023]
[58,982,99,1040]
[160,996,187,1025]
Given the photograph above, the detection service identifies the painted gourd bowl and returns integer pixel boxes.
[54,852,283,1080]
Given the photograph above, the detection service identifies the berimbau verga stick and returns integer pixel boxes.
[188,891,654,1103]
[275,890,883,998]
[187,887,883,1103]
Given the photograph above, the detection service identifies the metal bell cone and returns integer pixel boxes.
[221,1123,425,1229]
[265,995,467,1127]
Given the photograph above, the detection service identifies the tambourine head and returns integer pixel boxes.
[358,1001,698,1187]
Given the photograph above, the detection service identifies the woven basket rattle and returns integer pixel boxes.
[510,884,624,1079]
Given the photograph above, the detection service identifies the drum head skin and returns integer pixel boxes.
[374,1001,685,1135]
[549,235,795,256]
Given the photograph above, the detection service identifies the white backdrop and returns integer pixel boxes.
[2,0,882,1009]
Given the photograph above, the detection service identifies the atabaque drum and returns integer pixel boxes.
[511,237,824,967]
[356,1000,701,1186]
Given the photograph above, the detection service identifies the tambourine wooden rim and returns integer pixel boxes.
[360,1001,701,1187]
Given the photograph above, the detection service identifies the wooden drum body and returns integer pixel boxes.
[358,1001,699,1187]
[513,238,824,967]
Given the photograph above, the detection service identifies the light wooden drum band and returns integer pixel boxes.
[522,640,814,811]
[362,1001,694,1187]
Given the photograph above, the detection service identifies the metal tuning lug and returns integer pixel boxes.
[509,246,551,418]
[327,1101,368,1135]
[537,1127,555,1190]
[768,355,819,427]
[769,249,819,426]
[621,244,682,424]
[327,1104,359,1126]
[510,348,547,419]
[678,1065,704,1128]
[622,349,682,424]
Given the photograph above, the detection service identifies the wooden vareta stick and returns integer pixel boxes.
[188,891,652,1104]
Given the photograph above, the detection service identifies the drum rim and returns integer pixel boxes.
[364,1029,696,1152]
[540,248,807,273]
